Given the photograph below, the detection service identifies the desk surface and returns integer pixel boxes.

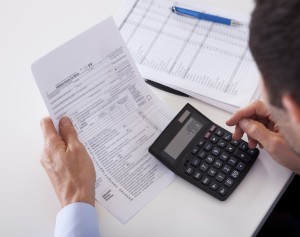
[0,0,292,236]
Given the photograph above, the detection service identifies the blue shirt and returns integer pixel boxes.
[54,202,100,237]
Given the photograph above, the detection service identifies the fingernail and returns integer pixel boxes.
[60,117,72,128]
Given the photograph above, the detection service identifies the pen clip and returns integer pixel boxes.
[172,6,199,19]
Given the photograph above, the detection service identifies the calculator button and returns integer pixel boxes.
[211,147,221,156]
[239,142,248,151]
[223,133,232,141]
[210,135,219,143]
[191,146,199,155]
[199,163,209,172]
[226,144,235,153]
[201,176,211,185]
[197,150,207,159]
[218,186,228,196]
[234,150,250,163]
[209,124,217,132]
[198,140,205,147]
[215,128,224,136]
[204,131,211,139]
[236,162,246,171]
[220,152,230,161]
[216,173,226,182]
[224,178,234,187]
[205,155,215,164]
[231,140,240,146]
[247,148,258,157]
[228,157,237,166]
[191,158,201,167]
[203,143,213,151]
[210,182,219,190]
[208,168,217,177]
[193,172,202,180]
[185,167,194,175]
[222,165,231,174]
[231,170,240,179]
[213,160,223,169]
[217,140,227,148]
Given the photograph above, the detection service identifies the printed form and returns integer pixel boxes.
[115,0,261,112]
[32,18,176,223]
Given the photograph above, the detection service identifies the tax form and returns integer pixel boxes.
[114,0,261,112]
[32,17,176,223]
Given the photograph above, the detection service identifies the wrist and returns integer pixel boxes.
[58,186,95,208]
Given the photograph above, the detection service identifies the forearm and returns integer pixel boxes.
[54,202,100,237]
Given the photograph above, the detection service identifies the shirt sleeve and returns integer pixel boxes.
[54,202,100,237]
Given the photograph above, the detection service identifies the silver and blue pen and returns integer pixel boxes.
[172,6,243,26]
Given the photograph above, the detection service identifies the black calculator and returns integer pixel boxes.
[149,103,259,201]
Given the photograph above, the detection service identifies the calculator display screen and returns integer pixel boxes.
[164,117,203,159]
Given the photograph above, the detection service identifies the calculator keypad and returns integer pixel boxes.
[182,124,259,201]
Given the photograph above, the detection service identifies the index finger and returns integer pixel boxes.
[40,117,59,144]
[226,100,269,126]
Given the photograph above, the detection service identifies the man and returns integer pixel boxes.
[226,0,300,174]
[40,0,300,235]
[226,0,300,235]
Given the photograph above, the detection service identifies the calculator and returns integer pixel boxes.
[149,103,259,201]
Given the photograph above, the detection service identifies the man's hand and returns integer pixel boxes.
[226,100,300,174]
[40,116,96,207]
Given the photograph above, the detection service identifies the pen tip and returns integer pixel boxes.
[171,6,176,13]
[231,20,243,26]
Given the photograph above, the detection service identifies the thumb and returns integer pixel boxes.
[59,117,78,144]
[239,118,271,148]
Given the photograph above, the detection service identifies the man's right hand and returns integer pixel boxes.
[226,100,300,174]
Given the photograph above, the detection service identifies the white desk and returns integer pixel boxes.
[0,0,292,236]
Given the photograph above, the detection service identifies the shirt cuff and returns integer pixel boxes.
[54,202,100,237]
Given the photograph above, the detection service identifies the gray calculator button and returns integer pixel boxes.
[218,187,228,196]
[215,128,224,136]
[197,150,207,159]
[191,146,199,155]
[234,149,250,163]
[211,147,221,156]
[220,152,229,161]
[236,162,246,171]
[213,160,223,169]
[203,143,213,151]
[228,157,237,166]
[210,135,219,143]
[191,158,201,167]
[199,163,209,172]
[222,165,231,174]
[205,155,215,164]
[193,172,202,180]
[224,178,234,187]
[210,182,219,190]
[231,170,240,179]
[218,140,227,148]
[185,167,194,175]
[201,176,211,185]
[216,173,225,182]
[208,168,217,177]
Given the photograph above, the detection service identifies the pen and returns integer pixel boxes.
[172,6,243,26]
[145,79,189,97]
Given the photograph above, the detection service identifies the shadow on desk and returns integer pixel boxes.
[256,175,300,237]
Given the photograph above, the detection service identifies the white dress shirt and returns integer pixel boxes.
[54,202,100,237]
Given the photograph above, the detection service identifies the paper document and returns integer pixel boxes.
[115,0,260,112]
[32,17,176,223]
